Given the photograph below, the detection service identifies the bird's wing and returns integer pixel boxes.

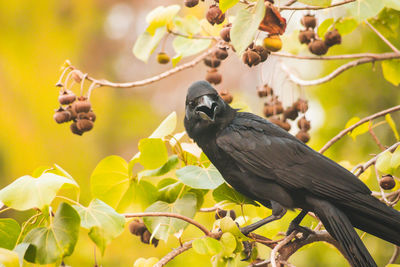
[216,112,371,203]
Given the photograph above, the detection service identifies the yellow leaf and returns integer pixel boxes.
[385,114,399,141]
[345,117,370,140]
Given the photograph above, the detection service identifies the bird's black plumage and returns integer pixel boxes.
[184,81,400,267]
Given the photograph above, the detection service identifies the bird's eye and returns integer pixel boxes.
[189,101,196,108]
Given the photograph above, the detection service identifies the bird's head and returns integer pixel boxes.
[184,81,235,139]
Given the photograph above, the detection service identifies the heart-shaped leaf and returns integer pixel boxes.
[213,183,259,206]
[0,219,20,250]
[176,164,224,189]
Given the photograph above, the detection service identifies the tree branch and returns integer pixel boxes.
[279,0,356,10]
[123,212,212,237]
[365,20,400,54]
[388,246,400,265]
[270,231,297,267]
[319,105,400,154]
[154,240,193,267]
[279,52,400,87]
[273,52,395,60]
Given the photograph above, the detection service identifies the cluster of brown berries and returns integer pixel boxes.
[299,14,341,56]
[258,84,310,143]
[129,219,159,247]
[215,209,236,220]
[242,43,269,68]
[185,0,225,25]
[379,174,396,190]
[204,46,228,85]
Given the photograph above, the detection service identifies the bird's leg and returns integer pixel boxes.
[286,210,313,238]
[240,201,286,236]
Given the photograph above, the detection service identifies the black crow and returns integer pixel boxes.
[184,81,400,267]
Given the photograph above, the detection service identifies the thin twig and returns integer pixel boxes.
[368,126,385,151]
[123,212,212,237]
[279,0,355,10]
[273,52,395,60]
[270,231,297,267]
[319,105,400,154]
[154,240,193,267]
[168,29,217,40]
[199,206,219,212]
[365,20,400,53]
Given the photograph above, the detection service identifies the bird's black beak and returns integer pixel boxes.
[195,95,218,122]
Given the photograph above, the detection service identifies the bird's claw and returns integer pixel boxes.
[240,241,253,261]
[286,223,313,240]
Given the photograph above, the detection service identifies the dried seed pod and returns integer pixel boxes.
[74,96,91,113]
[215,209,227,219]
[283,106,298,120]
[219,90,233,104]
[204,56,221,68]
[206,5,225,25]
[263,35,282,52]
[129,220,147,236]
[206,68,222,85]
[66,105,77,121]
[213,47,228,60]
[141,230,159,247]
[258,84,273,97]
[308,39,329,55]
[54,107,71,124]
[253,45,269,62]
[301,14,317,29]
[58,90,76,105]
[269,117,290,131]
[296,130,310,143]
[242,50,261,67]
[324,29,342,47]
[87,110,96,122]
[297,116,311,131]
[220,26,231,42]
[293,99,308,112]
[76,118,94,132]
[70,122,84,136]
[380,175,396,190]
[298,29,316,44]
[71,70,83,83]
[184,0,199,8]
[157,52,170,64]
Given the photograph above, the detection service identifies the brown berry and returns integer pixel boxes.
[283,106,298,120]
[297,116,310,131]
[58,90,76,105]
[87,110,96,122]
[258,84,273,97]
[206,68,222,85]
[242,50,261,67]
[141,230,159,247]
[74,96,91,113]
[215,209,227,219]
[213,47,228,60]
[253,46,269,62]
[129,220,147,236]
[299,30,316,44]
[301,15,316,29]
[76,118,94,132]
[184,0,199,8]
[204,56,221,68]
[54,108,71,124]
[206,5,225,25]
[263,35,282,52]
[70,122,84,136]
[220,26,231,42]
[269,117,290,131]
[219,90,233,104]
[296,130,310,143]
[324,29,342,47]
[293,99,308,112]
[66,105,77,121]
[308,39,329,55]
[157,52,170,64]
[380,175,396,190]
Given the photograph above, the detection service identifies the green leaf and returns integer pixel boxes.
[383,0,400,10]
[297,0,331,7]
[134,257,159,267]
[220,232,237,256]
[376,150,393,174]
[90,155,130,209]
[24,203,80,264]
[318,18,334,38]
[138,155,179,180]
[0,219,20,250]
[143,193,197,241]
[0,173,78,211]
[382,60,400,86]
[138,138,168,170]
[391,147,400,179]
[213,183,259,206]
[219,217,249,240]
[220,0,240,13]
[176,164,224,189]
[335,18,358,35]
[146,5,180,35]
[192,237,222,255]
[172,36,211,58]
[134,180,159,209]
[347,0,384,21]
[73,199,125,255]
[13,243,30,267]
[370,8,400,39]
[157,179,185,203]
[149,111,177,139]
[133,27,167,62]
[230,0,266,55]
[385,114,399,140]
[0,248,19,267]
[173,15,201,36]
[345,117,370,140]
